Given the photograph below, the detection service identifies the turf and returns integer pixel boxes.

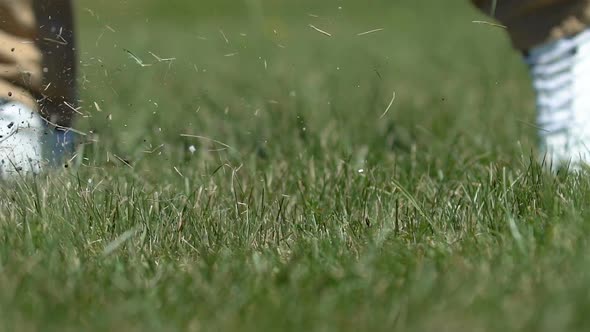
[1,0,588,331]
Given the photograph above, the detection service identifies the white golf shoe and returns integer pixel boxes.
[0,100,74,179]
[527,29,590,169]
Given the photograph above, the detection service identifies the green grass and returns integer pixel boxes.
[2,0,589,331]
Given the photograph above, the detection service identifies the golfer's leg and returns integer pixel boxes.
[473,0,590,168]
[0,0,43,109]
[0,0,46,177]
[0,0,76,177]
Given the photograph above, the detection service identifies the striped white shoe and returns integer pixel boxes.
[0,100,74,179]
[527,29,590,169]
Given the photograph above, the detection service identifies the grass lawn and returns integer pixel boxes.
[2,0,589,331]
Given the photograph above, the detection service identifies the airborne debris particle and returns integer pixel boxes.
[124,49,152,67]
[357,28,385,36]
[219,30,229,44]
[380,90,397,119]
[308,24,332,37]
[472,20,507,29]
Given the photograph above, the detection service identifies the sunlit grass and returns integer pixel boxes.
[2,1,585,331]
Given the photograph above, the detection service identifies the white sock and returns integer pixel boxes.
[0,101,43,178]
[527,29,590,169]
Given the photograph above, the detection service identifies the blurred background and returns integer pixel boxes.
[74,0,534,177]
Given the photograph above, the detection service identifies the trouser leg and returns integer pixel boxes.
[472,0,590,51]
[34,0,77,127]
[472,0,590,168]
